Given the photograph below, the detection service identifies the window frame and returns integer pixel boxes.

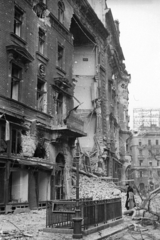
[14,6,23,37]
[11,128,21,155]
[58,0,65,24]
[57,44,64,69]
[11,63,22,101]
[38,28,45,55]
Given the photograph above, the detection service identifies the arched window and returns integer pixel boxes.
[58,1,65,24]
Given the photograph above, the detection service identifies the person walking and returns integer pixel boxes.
[125,184,136,210]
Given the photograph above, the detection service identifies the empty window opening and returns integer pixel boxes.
[58,1,65,23]
[58,45,64,69]
[38,28,45,55]
[11,64,22,101]
[11,129,21,154]
[34,142,46,158]
[14,6,23,37]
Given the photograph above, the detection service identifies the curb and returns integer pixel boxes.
[95,224,133,240]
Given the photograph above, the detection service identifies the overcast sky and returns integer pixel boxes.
[107,0,160,129]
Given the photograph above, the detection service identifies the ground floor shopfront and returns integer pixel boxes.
[0,159,53,213]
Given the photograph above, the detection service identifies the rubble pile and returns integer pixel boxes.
[0,229,32,239]
[71,174,121,200]
[150,193,160,213]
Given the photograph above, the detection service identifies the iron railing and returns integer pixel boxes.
[46,198,122,230]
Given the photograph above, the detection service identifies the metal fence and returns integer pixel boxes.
[46,198,122,230]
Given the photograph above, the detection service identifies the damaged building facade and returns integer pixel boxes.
[70,0,131,180]
[0,0,130,212]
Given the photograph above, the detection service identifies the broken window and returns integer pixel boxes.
[58,1,65,24]
[0,125,7,153]
[37,79,46,112]
[11,63,22,101]
[33,0,47,18]
[14,6,23,37]
[58,44,64,69]
[38,28,45,55]
[34,142,46,158]
[11,129,21,154]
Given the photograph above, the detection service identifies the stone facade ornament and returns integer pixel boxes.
[39,63,46,78]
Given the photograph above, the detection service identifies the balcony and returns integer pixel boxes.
[51,112,87,138]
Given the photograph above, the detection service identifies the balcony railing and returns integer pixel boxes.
[66,113,84,134]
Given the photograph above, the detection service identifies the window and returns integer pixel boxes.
[149,161,152,166]
[38,28,45,55]
[11,129,21,154]
[14,6,23,37]
[58,1,65,23]
[37,79,46,112]
[157,161,159,166]
[140,171,143,177]
[139,149,142,155]
[0,126,7,154]
[157,170,160,176]
[11,64,22,101]
[139,160,143,166]
[148,139,151,145]
[156,140,159,145]
[58,44,64,69]
[150,170,152,177]
[139,141,142,146]
[56,93,63,125]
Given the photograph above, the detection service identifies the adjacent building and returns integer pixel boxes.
[0,0,130,213]
[133,108,160,130]
[128,125,160,192]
